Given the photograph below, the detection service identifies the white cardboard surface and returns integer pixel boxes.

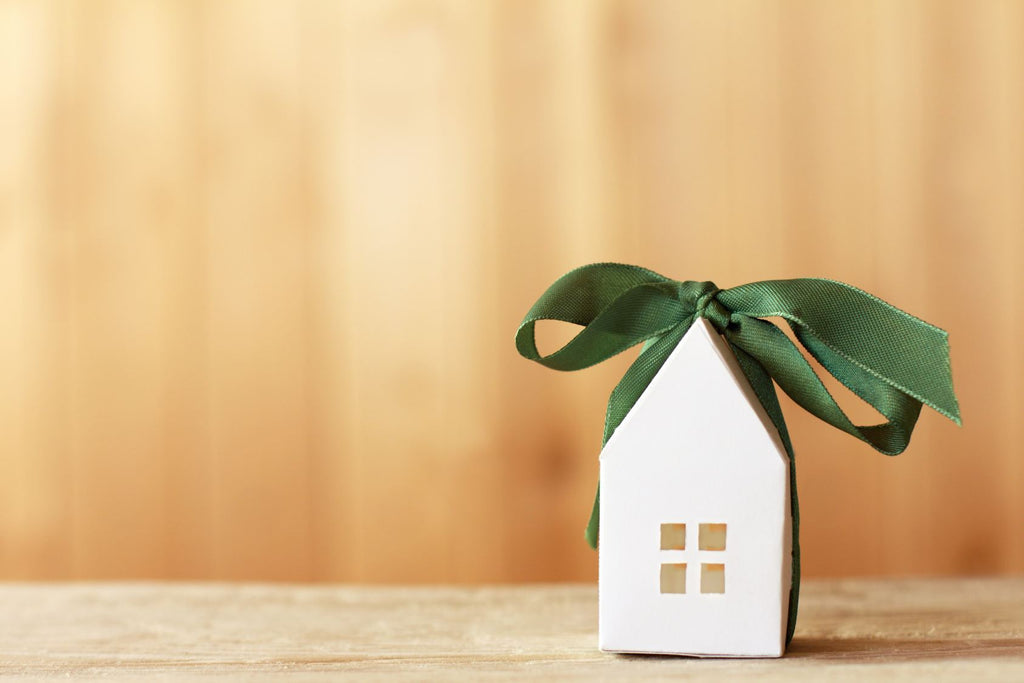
[598,318,792,657]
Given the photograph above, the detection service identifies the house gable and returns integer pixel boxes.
[600,317,786,469]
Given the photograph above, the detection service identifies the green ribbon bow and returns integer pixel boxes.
[515,263,960,643]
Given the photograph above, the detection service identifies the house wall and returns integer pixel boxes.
[598,320,790,655]
[0,1,1020,582]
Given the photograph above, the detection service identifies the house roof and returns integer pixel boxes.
[599,317,787,467]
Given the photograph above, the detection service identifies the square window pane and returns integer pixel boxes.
[660,523,686,550]
[660,563,687,594]
[699,523,727,551]
[701,563,725,593]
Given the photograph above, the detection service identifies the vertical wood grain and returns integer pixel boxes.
[303,0,352,582]
[913,0,1024,576]
[0,0,70,578]
[333,0,505,582]
[201,1,313,580]
[0,0,1020,582]
[61,0,204,577]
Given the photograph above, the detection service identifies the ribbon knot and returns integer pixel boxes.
[689,280,730,332]
[515,262,961,645]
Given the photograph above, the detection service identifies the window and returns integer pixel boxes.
[660,523,686,550]
[659,522,727,594]
[699,523,727,551]
[660,563,687,594]
[701,563,725,594]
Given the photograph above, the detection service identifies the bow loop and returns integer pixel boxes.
[719,278,962,425]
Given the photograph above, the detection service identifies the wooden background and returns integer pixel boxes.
[0,0,1021,583]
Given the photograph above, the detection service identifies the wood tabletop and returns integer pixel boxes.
[2,578,1024,680]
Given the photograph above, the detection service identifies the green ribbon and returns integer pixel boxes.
[515,263,960,644]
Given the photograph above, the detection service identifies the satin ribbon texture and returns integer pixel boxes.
[515,263,960,643]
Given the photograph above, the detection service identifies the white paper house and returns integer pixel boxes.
[598,318,792,657]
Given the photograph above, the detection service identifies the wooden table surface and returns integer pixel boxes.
[2,578,1024,680]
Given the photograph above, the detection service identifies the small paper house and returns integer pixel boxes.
[599,318,792,657]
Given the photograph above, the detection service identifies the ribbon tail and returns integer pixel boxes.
[585,486,600,549]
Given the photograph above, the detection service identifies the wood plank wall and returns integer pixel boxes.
[0,0,1021,582]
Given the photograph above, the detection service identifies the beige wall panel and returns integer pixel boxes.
[0,0,1020,582]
